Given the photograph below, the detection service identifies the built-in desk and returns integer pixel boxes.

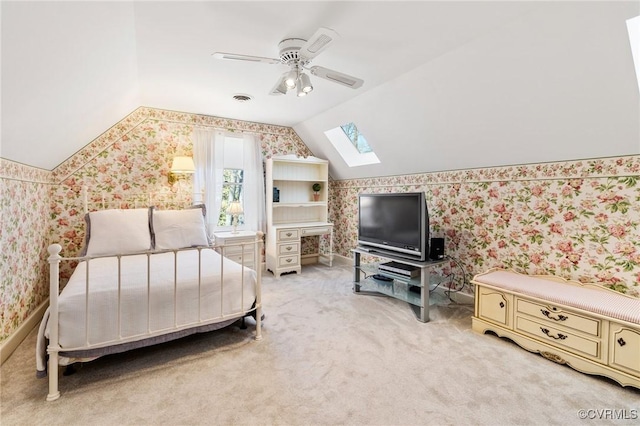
[267,222,333,278]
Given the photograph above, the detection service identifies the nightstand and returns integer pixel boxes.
[213,230,258,269]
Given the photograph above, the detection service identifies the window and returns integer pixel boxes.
[340,122,373,153]
[219,169,244,226]
[193,130,265,234]
[218,136,245,228]
[628,15,640,94]
[324,122,380,167]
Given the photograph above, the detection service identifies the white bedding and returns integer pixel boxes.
[38,248,256,365]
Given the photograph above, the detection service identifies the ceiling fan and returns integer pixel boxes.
[212,27,364,97]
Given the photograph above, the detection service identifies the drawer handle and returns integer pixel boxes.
[286,232,292,237]
[617,338,626,347]
[286,246,292,251]
[540,309,568,322]
[499,302,505,308]
[286,258,292,263]
[540,328,567,340]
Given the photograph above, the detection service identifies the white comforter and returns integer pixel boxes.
[37,249,256,371]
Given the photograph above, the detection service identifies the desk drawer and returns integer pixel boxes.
[278,255,300,268]
[516,298,600,337]
[515,316,601,359]
[278,229,299,241]
[301,226,331,236]
[278,242,299,255]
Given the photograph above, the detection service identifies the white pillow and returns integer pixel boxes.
[152,207,209,250]
[84,208,152,256]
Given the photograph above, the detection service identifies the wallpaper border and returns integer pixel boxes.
[332,155,640,187]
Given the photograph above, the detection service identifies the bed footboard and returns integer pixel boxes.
[46,244,63,401]
[43,234,263,401]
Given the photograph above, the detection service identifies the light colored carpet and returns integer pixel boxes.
[1,263,638,425]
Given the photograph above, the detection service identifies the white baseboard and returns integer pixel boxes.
[331,253,352,266]
[432,286,475,305]
[0,299,48,365]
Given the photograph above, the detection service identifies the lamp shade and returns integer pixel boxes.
[285,69,298,89]
[299,73,313,93]
[226,201,243,215]
[170,156,195,174]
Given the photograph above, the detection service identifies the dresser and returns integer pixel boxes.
[472,269,640,389]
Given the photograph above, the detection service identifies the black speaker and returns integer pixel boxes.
[430,237,445,260]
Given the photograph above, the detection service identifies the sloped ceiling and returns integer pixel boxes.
[2,1,639,180]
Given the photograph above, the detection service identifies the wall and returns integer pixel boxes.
[330,156,640,298]
[3,105,640,343]
[296,1,640,181]
[0,161,52,340]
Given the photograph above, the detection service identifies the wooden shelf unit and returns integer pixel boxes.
[266,155,332,277]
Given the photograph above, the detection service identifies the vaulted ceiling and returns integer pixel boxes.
[2,1,639,180]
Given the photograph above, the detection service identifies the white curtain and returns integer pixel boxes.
[242,133,266,233]
[193,129,224,235]
[193,129,265,235]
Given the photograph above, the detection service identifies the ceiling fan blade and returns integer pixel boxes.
[269,74,288,96]
[212,52,281,65]
[298,27,339,61]
[309,66,364,89]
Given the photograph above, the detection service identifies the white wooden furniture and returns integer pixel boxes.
[214,230,257,270]
[472,268,640,389]
[352,247,448,322]
[266,155,333,278]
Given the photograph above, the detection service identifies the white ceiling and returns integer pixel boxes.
[2,1,639,180]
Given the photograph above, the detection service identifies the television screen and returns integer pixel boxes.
[358,192,429,261]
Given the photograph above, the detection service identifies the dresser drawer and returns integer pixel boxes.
[224,253,255,269]
[278,229,299,241]
[301,226,331,236]
[516,298,600,337]
[278,255,300,268]
[278,242,299,255]
[515,316,601,359]
[219,244,255,256]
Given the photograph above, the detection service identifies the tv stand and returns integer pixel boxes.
[352,247,448,322]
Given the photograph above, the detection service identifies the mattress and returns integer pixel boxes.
[46,248,256,351]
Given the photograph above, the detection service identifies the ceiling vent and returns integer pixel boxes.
[232,94,253,102]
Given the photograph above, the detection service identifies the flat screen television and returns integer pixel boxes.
[358,192,430,261]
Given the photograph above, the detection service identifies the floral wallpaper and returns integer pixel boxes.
[330,156,640,298]
[2,105,639,344]
[1,107,313,342]
[0,160,52,340]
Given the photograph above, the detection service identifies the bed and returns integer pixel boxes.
[36,194,263,401]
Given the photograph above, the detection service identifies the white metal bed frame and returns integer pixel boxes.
[44,188,262,401]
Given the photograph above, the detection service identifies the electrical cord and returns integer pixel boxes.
[442,255,474,305]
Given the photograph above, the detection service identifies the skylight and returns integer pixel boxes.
[627,15,640,94]
[325,122,380,167]
[340,122,372,153]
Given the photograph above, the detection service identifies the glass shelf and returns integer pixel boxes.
[357,263,446,288]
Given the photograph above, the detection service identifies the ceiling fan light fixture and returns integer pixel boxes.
[299,72,313,93]
[285,69,298,89]
[296,85,307,97]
